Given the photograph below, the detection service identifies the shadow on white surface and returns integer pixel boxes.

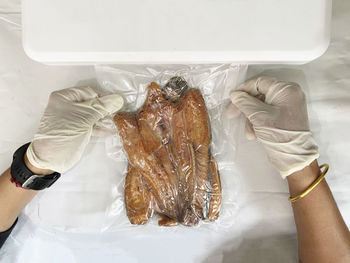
[203,234,298,263]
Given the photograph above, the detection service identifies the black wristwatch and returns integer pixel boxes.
[10,143,61,190]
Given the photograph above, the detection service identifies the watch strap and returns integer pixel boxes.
[10,143,61,190]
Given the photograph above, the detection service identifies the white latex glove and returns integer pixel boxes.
[229,77,319,178]
[26,87,124,173]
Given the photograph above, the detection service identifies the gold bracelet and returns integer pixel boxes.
[288,164,329,203]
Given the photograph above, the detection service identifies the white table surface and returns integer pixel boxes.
[0,1,350,262]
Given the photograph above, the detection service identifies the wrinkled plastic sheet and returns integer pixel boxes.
[1,0,350,262]
[95,64,246,230]
[14,64,246,234]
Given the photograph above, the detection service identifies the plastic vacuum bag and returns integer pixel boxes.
[96,64,247,230]
[115,81,219,227]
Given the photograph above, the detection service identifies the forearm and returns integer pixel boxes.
[0,168,36,231]
[0,154,51,232]
[288,160,350,263]
[0,87,122,234]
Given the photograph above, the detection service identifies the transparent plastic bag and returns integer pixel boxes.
[96,64,247,230]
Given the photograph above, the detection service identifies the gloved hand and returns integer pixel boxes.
[228,77,319,178]
[26,87,124,173]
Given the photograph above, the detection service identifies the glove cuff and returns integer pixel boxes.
[279,153,320,178]
[255,127,319,179]
[26,143,52,172]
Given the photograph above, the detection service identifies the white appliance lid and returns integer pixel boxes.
[22,0,332,64]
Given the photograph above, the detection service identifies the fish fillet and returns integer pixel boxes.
[114,112,178,219]
[124,166,152,225]
[115,80,221,226]
[137,83,177,184]
[180,89,212,219]
[207,155,222,221]
[158,214,179,227]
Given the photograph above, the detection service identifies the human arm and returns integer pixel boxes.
[288,160,350,263]
[0,152,53,249]
[229,77,350,262]
[0,157,51,233]
[0,86,123,248]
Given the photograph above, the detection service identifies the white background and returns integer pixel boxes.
[0,0,350,262]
